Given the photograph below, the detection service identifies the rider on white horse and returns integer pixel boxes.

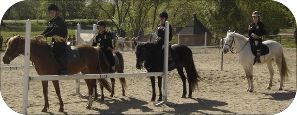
[248,11,267,64]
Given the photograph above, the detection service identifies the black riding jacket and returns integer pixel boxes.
[93,31,115,50]
[42,16,68,38]
[248,21,266,40]
[156,24,173,46]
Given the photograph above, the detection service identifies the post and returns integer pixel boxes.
[76,23,81,46]
[93,24,97,33]
[204,32,207,53]
[75,23,81,95]
[23,19,31,115]
[177,34,180,44]
[221,38,224,71]
[162,21,169,102]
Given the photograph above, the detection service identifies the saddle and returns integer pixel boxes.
[99,51,120,66]
[250,41,269,56]
[65,45,80,63]
[161,44,178,69]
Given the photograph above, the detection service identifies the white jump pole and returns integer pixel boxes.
[155,21,169,106]
[161,21,169,104]
[75,23,81,95]
[23,19,31,115]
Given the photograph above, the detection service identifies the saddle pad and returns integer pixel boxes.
[66,46,80,63]
[100,51,120,66]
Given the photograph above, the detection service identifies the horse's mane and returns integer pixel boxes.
[11,36,51,48]
[233,33,249,41]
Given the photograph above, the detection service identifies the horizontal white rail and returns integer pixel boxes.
[30,72,163,81]
[1,65,33,71]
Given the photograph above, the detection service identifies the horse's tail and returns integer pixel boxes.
[98,79,112,92]
[281,52,289,81]
[96,49,112,93]
[115,51,127,89]
[184,47,201,91]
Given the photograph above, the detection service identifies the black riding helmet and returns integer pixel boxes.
[97,20,106,27]
[48,4,59,11]
[159,11,168,20]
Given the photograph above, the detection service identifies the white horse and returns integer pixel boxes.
[222,31,289,92]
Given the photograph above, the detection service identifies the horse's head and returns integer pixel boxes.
[223,31,236,54]
[3,36,25,64]
[135,42,145,69]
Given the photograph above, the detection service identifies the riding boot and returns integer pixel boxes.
[110,66,115,72]
[256,50,261,63]
[58,56,68,75]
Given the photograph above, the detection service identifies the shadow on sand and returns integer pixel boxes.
[262,90,296,101]
[164,98,234,114]
[91,97,153,114]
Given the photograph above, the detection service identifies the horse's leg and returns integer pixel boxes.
[187,77,193,98]
[100,82,105,101]
[117,67,126,96]
[177,67,187,98]
[119,78,126,96]
[41,81,49,112]
[150,76,156,101]
[110,78,115,97]
[276,57,284,90]
[267,61,274,90]
[85,79,95,109]
[52,80,64,112]
[244,66,254,92]
[94,80,98,100]
[157,76,162,101]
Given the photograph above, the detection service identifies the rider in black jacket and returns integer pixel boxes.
[248,11,266,63]
[156,11,175,67]
[92,21,115,71]
[41,4,68,74]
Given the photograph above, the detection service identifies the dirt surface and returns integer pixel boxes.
[0,48,296,114]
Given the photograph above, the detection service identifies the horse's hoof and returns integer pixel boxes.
[181,95,186,98]
[41,108,48,112]
[188,95,192,98]
[279,88,283,90]
[267,87,271,90]
[86,105,91,109]
[59,108,64,112]
[158,98,162,101]
[151,98,155,102]
[110,94,114,97]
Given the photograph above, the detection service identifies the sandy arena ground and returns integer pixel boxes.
[0,48,296,114]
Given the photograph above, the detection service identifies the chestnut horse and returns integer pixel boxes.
[2,36,111,112]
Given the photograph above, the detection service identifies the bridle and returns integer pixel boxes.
[225,36,236,53]
[225,35,249,53]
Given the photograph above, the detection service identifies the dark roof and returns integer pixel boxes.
[177,15,210,35]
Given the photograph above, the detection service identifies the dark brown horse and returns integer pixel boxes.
[135,42,201,101]
[95,48,126,100]
[2,36,111,112]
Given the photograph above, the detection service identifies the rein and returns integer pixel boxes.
[225,36,249,53]
[225,36,235,53]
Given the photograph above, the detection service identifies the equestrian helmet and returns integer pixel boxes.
[48,4,59,11]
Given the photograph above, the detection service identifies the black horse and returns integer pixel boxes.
[135,42,201,101]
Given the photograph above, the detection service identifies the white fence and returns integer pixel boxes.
[20,20,170,115]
